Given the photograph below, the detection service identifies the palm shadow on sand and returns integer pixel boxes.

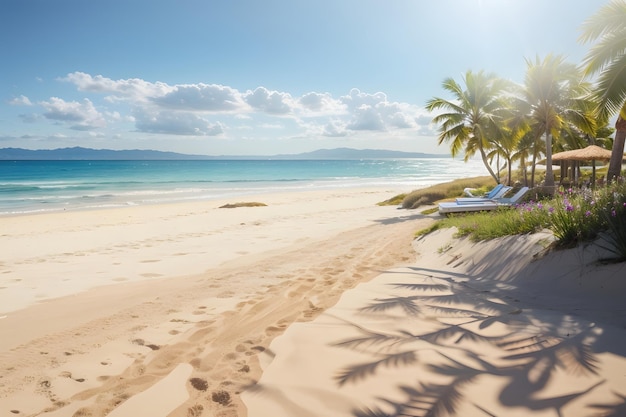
[330,268,620,417]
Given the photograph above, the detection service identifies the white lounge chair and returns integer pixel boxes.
[463,183,504,198]
[457,185,512,204]
[439,187,530,214]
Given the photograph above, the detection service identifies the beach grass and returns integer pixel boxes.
[219,202,268,208]
[415,178,626,262]
[378,176,494,209]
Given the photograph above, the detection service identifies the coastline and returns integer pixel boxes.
[1,186,625,416]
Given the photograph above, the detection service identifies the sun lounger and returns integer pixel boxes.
[457,186,512,204]
[438,200,498,214]
[463,183,504,198]
[439,187,530,214]
[493,186,530,205]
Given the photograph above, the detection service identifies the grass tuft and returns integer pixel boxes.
[219,202,267,208]
[400,176,494,209]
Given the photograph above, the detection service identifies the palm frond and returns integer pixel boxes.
[581,31,626,75]
[579,0,626,44]
[591,53,626,120]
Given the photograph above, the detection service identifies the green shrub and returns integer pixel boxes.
[423,179,626,262]
[595,179,626,261]
[400,176,493,209]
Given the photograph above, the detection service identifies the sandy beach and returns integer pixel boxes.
[0,187,425,416]
[1,187,626,417]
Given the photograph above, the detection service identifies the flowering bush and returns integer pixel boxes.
[542,187,603,246]
[594,178,626,261]
[441,178,626,261]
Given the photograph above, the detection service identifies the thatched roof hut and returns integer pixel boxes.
[550,145,625,186]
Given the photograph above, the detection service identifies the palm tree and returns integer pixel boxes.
[518,54,593,190]
[487,120,522,186]
[425,70,512,183]
[580,0,626,182]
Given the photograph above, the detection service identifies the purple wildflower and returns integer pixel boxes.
[585,210,592,217]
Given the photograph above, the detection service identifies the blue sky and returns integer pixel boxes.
[0,0,610,156]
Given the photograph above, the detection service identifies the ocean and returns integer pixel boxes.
[0,158,487,215]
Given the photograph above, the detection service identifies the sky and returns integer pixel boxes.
[0,0,612,156]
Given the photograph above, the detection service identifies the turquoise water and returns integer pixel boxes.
[0,159,486,215]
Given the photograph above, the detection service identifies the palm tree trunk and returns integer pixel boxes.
[506,157,513,186]
[607,116,626,182]
[520,156,528,186]
[544,131,555,189]
[479,146,499,183]
[531,151,538,188]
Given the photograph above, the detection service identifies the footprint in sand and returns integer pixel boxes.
[264,325,286,336]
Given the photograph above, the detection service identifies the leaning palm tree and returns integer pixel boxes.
[580,0,626,182]
[518,54,594,190]
[426,70,512,183]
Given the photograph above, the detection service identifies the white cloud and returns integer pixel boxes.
[133,109,224,136]
[39,97,106,130]
[339,88,418,132]
[414,113,438,136]
[323,120,349,137]
[62,72,173,102]
[243,87,294,115]
[9,95,32,106]
[152,83,245,112]
[258,123,284,129]
[347,105,386,131]
[56,72,421,139]
[299,92,346,115]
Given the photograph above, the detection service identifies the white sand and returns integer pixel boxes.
[244,228,626,417]
[0,187,424,416]
[1,187,625,417]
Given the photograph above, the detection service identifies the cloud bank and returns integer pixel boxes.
[12,72,434,141]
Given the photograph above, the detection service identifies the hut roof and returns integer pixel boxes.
[551,145,621,163]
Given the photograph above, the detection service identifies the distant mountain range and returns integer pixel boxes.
[0,146,446,160]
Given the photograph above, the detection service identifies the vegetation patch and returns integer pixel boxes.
[380,176,494,209]
[219,202,267,208]
[421,180,626,262]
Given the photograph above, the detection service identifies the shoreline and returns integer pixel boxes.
[1,185,625,416]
